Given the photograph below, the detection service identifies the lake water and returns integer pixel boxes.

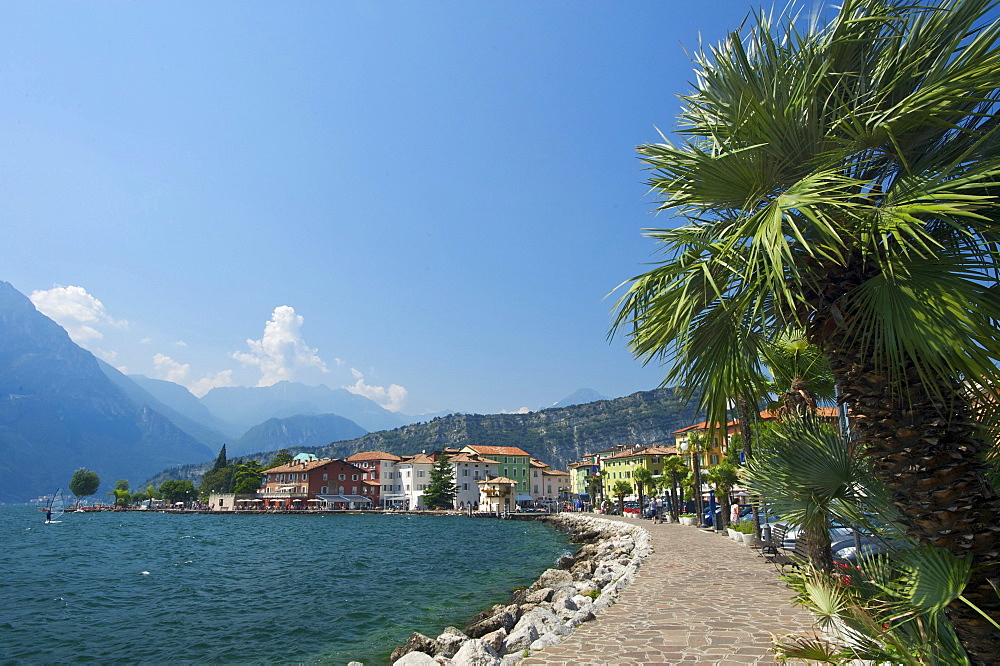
[0,506,570,664]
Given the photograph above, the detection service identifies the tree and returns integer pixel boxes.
[683,432,710,525]
[269,450,294,467]
[610,1,1000,656]
[200,445,234,497]
[69,468,100,505]
[703,462,740,531]
[159,480,195,504]
[423,454,458,510]
[661,455,688,520]
[112,479,131,507]
[632,465,655,519]
[612,480,631,516]
[232,461,264,495]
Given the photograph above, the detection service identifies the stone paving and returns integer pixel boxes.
[519,517,820,666]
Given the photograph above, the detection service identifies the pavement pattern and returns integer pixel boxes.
[519,517,821,666]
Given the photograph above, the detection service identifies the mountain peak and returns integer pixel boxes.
[549,388,609,409]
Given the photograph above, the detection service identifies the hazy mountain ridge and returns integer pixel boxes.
[200,382,405,434]
[230,413,368,456]
[148,388,697,484]
[0,281,214,503]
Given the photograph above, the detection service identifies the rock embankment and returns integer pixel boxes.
[387,514,652,665]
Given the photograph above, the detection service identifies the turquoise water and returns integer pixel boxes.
[0,507,570,664]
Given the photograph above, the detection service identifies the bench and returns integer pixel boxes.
[759,523,794,568]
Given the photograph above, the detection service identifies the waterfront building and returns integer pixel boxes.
[346,451,403,509]
[445,451,500,509]
[477,476,518,513]
[529,458,550,501]
[259,457,372,509]
[540,469,570,504]
[672,407,841,468]
[461,445,532,501]
[600,446,678,500]
[395,452,436,510]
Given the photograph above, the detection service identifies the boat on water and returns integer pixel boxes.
[44,489,66,524]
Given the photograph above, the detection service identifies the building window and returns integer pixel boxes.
[463,483,468,490]
[462,468,468,477]
[352,474,359,481]
[352,486,358,494]
[339,474,346,481]
[418,471,424,478]
[322,473,328,481]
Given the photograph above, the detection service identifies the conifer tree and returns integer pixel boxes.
[422,454,457,509]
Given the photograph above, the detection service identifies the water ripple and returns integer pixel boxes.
[0,508,567,664]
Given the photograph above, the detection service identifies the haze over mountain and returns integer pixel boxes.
[128,374,240,439]
[200,382,405,434]
[229,413,368,457]
[0,281,214,503]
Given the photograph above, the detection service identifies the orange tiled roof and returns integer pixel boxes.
[603,445,678,460]
[529,458,549,469]
[347,451,402,462]
[398,453,436,465]
[478,476,518,485]
[672,408,841,434]
[542,469,570,477]
[447,452,501,464]
[264,458,344,473]
[465,445,531,457]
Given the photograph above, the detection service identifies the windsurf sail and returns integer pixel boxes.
[46,488,66,523]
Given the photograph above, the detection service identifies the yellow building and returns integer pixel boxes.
[600,445,678,497]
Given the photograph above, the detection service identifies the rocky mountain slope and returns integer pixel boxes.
[0,281,214,503]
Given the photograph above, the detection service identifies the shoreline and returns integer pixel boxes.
[385,513,652,666]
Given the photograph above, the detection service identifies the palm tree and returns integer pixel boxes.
[704,462,740,531]
[632,465,655,518]
[612,480,632,516]
[661,454,687,520]
[611,1,1000,657]
[744,416,876,572]
[683,432,711,525]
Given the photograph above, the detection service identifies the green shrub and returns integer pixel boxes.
[679,512,696,518]
[732,520,755,534]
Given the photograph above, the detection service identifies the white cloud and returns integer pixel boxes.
[232,306,330,386]
[174,340,187,347]
[190,370,235,397]
[346,368,408,412]
[30,285,127,344]
[153,353,191,384]
[501,406,532,414]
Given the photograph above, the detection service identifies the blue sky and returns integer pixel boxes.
[2,1,780,415]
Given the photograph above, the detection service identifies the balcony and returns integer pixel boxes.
[259,489,308,499]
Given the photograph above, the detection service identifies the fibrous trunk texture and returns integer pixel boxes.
[828,344,1000,663]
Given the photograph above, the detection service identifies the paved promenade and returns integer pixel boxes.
[520,517,820,666]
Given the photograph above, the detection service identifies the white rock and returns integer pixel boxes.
[393,652,440,666]
[451,639,501,666]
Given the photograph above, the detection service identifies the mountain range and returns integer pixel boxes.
[0,280,652,503]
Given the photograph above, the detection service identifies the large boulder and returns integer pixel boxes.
[451,638,502,666]
[535,568,573,589]
[433,627,468,658]
[465,609,516,639]
[390,632,436,663]
[392,651,439,666]
[501,622,539,655]
[479,627,507,654]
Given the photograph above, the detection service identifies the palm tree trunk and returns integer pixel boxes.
[736,397,762,539]
[827,344,1000,662]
